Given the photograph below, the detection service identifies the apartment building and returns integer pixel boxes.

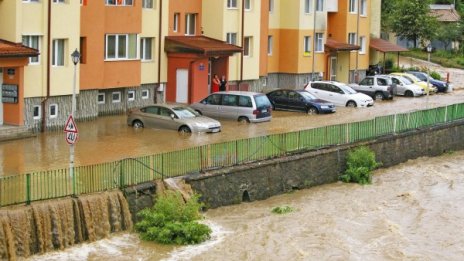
[0,0,384,131]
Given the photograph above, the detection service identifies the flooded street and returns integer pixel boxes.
[1,90,464,176]
[29,150,464,261]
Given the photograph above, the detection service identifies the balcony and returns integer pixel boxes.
[326,0,338,12]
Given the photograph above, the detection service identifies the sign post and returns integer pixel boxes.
[65,114,78,195]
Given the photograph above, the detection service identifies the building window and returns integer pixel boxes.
[52,39,65,66]
[316,0,323,11]
[315,33,324,52]
[105,34,137,60]
[359,36,366,54]
[360,0,367,16]
[304,0,312,13]
[140,37,153,61]
[128,90,135,101]
[185,13,196,35]
[348,33,357,45]
[245,0,251,10]
[112,92,121,103]
[349,0,357,13]
[49,104,58,118]
[33,105,41,120]
[106,0,133,6]
[227,0,237,8]
[142,0,153,8]
[53,0,65,3]
[141,89,149,99]
[22,35,40,64]
[269,0,274,12]
[173,13,179,32]
[97,93,105,104]
[268,36,273,55]
[80,37,86,64]
[304,36,311,54]
[226,33,237,45]
[244,37,252,57]
[23,0,39,2]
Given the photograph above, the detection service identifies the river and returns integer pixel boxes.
[28,150,464,261]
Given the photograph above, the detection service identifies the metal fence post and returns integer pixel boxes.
[26,173,31,205]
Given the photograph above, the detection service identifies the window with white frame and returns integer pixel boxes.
[267,35,273,55]
[105,34,137,60]
[185,13,196,35]
[53,0,65,3]
[52,39,65,66]
[173,13,179,32]
[359,36,366,54]
[23,0,39,2]
[349,0,357,13]
[316,0,324,11]
[128,90,135,101]
[97,93,105,104]
[112,92,121,103]
[245,0,251,10]
[106,0,133,6]
[226,33,237,45]
[304,36,311,54]
[141,89,149,99]
[269,0,274,12]
[315,33,324,52]
[49,104,58,118]
[244,37,252,57]
[348,33,357,45]
[304,0,312,14]
[22,35,40,64]
[360,0,367,16]
[140,37,153,61]
[227,0,237,8]
[142,0,153,8]
[33,105,41,120]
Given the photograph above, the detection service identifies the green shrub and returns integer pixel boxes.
[340,147,381,185]
[430,71,442,80]
[271,205,294,214]
[135,191,212,245]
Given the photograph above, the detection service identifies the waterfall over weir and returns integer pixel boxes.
[0,190,132,260]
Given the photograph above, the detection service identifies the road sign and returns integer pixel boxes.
[65,131,79,145]
[64,115,78,133]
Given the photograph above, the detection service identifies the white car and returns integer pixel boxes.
[389,75,425,97]
[304,81,374,107]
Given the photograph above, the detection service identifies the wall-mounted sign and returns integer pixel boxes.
[2,84,18,104]
[7,68,15,76]
[199,63,205,71]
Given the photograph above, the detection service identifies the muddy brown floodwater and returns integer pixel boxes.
[28,150,464,261]
[1,90,464,176]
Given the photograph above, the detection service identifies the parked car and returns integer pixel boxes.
[190,91,272,123]
[127,104,221,133]
[390,72,437,94]
[303,81,374,107]
[266,89,336,114]
[349,75,394,100]
[406,71,450,93]
[389,75,425,97]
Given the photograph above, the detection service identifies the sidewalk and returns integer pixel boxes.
[0,125,36,142]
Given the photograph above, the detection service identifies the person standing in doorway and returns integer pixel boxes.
[212,74,220,93]
[219,75,228,92]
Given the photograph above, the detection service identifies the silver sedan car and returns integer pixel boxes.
[127,104,221,133]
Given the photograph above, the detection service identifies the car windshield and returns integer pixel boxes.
[299,91,317,100]
[254,94,271,107]
[172,107,198,119]
[399,76,413,85]
[339,84,357,94]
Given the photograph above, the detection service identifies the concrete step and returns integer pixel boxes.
[0,126,36,142]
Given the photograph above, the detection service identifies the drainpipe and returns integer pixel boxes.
[155,0,163,104]
[355,0,360,83]
[41,0,51,132]
[311,2,317,81]
[240,0,245,85]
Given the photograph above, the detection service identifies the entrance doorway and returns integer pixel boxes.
[0,68,3,125]
[176,69,188,103]
[330,57,337,81]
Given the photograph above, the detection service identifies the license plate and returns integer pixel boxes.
[211,128,220,133]
[262,109,268,113]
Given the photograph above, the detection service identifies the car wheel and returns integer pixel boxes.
[374,92,385,101]
[195,110,203,115]
[346,101,357,107]
[178,126,192,133]
[307,106,319,115]
[405,90,414,97]
[132,120,144,129]
[238,116,250,123]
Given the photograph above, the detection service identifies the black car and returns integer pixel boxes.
[266,89,336,114]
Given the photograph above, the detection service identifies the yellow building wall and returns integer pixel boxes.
[337,52,350,83]
[242,0,261,81]
[0,1,20,42]
[201,0,225,40]
[370,0,381,38]
[141,7,158,84]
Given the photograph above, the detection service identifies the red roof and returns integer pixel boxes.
[370,38,409,53]
[0,39,39,58]
[325,39,360,51]
[165,36,242,56]
[430,8,461,22]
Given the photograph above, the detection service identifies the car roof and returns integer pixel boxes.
[213,91,264,96]
[268,89,307,93]
[310,81,346,87]
[143,103,188,109]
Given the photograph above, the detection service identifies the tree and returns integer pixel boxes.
[389,0,439,48]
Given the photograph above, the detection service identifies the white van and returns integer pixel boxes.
[190,91,272,123]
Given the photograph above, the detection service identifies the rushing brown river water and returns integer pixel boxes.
[28,150,464,261]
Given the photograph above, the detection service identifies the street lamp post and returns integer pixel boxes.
[70,49,80,194]
[426,44,432,109]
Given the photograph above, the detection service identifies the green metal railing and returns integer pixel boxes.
[1,103,464,207]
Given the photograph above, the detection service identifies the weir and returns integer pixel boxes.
[0,190,132,260]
